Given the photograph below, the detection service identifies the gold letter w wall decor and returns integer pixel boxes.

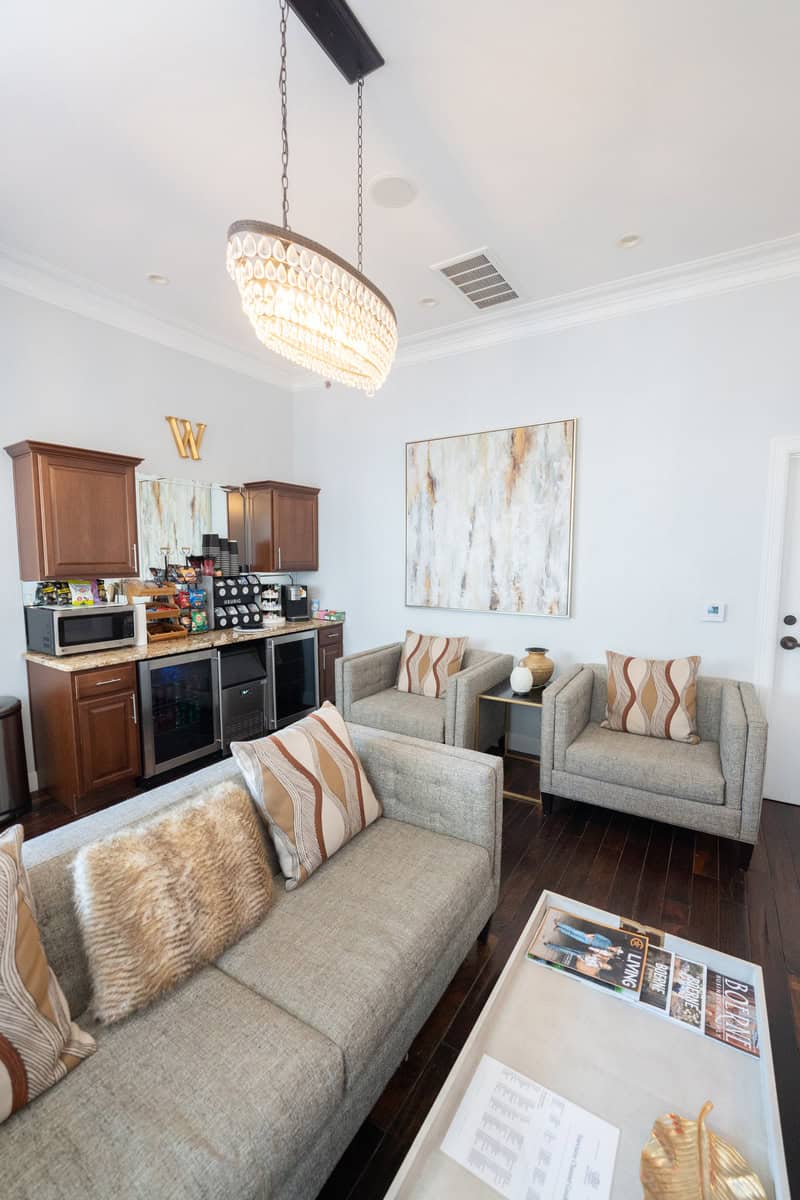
[166,416,207,461]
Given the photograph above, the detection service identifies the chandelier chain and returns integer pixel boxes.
[279,0,290,230]
[357,77,364,272]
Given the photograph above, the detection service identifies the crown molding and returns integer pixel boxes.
[0,244,298,391]
[392,232,800,372]
[3,233,799,394]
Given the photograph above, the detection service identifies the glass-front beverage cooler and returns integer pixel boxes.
[267,629,319,729]
[137,649,221,777]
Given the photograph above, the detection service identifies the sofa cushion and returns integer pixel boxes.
[0,826,95,1123]
[217,817,491,1080]
[397,630,467,697]
[565,722,725,805]
[602,651,700,744]
[232,703,382,892]
[0,967,345,1200]
[350,687,446,742]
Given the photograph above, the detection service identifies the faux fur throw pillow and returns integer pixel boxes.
[73,781,272,1024]
[0,825,95,1122]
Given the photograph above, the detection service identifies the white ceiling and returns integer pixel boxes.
[2,0,799,384]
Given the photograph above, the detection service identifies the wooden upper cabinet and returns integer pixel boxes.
[241,481,319,572]
[5,441,142,580]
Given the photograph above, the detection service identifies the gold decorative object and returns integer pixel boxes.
[166,416,206,461]
[521,647,554,687]
[641,1101,768,1199]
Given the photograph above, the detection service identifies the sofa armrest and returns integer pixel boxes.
[335,643,402,718]
[737,683,768,843]
[445,652,514,749]
[719,681,746,809]
[540,666,589,790]
[348,723,503,881]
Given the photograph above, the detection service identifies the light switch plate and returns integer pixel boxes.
[703,602,726,622]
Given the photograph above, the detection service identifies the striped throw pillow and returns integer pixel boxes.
[602,651,701,744]
[232,702,382,890]
[397,631,467,698]
[0,826,95,1122]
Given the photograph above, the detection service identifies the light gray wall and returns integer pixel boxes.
[0,287,294,783]
[294,277,800,752]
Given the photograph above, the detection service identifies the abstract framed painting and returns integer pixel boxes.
[405,418,576,617]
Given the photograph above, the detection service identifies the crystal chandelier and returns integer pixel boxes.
[227,0,397,395]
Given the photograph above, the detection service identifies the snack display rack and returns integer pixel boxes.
[125,582,188,644]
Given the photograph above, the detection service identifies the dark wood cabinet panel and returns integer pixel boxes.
[28,662,141,813]
[318,624,343,705]
[77,691,140,794]
[240,480,319,572]
[5,440,142,580]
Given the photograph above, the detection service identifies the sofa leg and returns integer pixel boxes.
[541,792,554,816]
[738,842,755,871]
[478,918,492,944]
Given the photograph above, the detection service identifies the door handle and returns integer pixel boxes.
[780,635,799,650]
[130,692,138,724]
[277,546,282,570]
[95,677,123,686]
[132,543,138,574]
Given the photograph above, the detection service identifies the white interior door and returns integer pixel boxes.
[764,453,800,804]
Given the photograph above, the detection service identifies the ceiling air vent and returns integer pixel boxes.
[433,250,519,310]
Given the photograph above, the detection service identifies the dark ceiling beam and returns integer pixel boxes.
[288,0,384,84]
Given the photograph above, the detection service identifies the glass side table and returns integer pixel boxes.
[474,680,548,803]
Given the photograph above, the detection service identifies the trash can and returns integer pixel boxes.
[0,697,31,821]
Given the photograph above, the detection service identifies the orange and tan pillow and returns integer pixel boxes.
[0,825,95,1122]
[72,781,272,1024]
[397,630,467,698]
[602,650,701,744]
[232,701,381,890]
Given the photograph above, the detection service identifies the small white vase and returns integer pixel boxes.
[509,665,533,695]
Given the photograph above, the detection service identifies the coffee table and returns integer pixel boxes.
[385,891,789,1199]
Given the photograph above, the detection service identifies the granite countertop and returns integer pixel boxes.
[24,619,343,673]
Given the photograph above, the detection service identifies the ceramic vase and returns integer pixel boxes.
[522,647,554,687]
[509,664,534,695]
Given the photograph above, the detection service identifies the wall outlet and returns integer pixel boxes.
[702,602,726,622]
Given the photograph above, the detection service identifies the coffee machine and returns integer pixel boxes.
[281,584,310,622]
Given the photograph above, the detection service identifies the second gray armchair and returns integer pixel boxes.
[335,643,513,750]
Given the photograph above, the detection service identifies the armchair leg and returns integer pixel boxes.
[478,918,492,944]
[738,842,755,871]
[541,792,554,816]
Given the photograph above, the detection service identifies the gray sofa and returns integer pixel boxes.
[335,643,513,750]
[2,724,502,1200]
[540,665,767,862]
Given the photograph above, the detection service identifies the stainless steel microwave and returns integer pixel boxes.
[25,604,136,656]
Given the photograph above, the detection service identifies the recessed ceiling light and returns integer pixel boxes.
[146,272,170,285]
[370,175,417,209]
[617,234,641,249]
[419,296,439,308]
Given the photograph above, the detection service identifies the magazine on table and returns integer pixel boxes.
[526,907,648,996]
[526,905,760,1056]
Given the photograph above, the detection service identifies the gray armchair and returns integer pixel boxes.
[335,643,513,750]
[540,665,767,865]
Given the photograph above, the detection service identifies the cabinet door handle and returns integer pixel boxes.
[130,692,138,724]
[277,546,282,570]
[132,543,138,574]
[95,677,123,686]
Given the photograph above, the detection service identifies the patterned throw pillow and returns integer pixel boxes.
[231,701,382,890]
[602,651,701,744]
[0,825,95,1122]
[73,781,272,1024]
[396,630,467,698]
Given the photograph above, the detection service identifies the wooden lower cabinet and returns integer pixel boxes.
[28,661,141,813]
[318,624,343,705]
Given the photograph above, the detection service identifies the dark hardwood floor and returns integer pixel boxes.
[12,755,800,1196]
